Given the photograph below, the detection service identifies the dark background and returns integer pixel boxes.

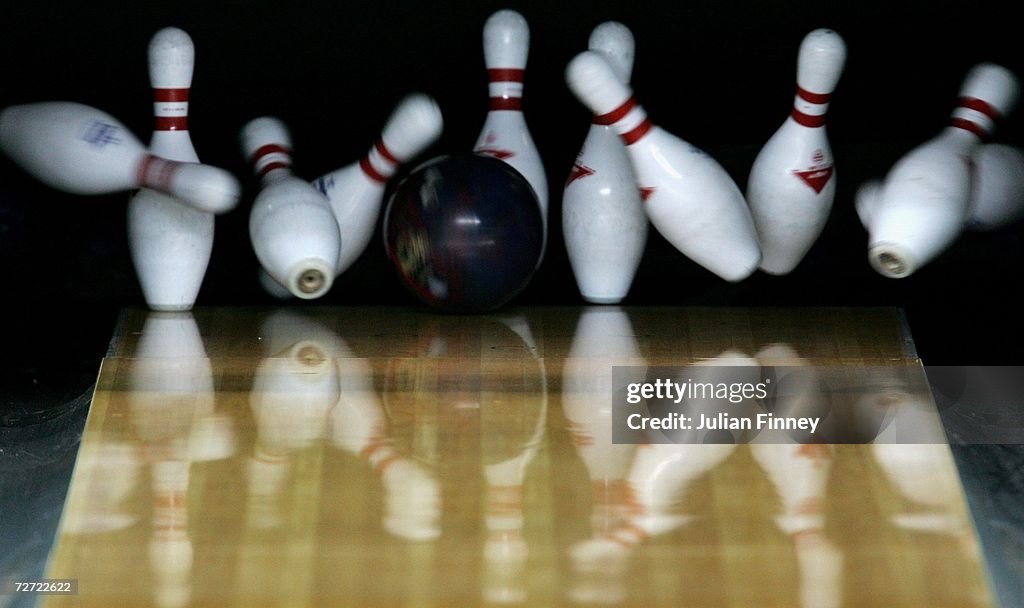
[2,0,1024,383]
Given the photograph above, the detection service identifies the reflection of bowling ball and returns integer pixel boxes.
[382,154,543,312]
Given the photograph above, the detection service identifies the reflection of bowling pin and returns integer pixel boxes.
[873,443,965,534]
[0,101,240,212]
[968,144,1024,230]
[474,10,548,252]
[128,28,216,313]
[243,117,341,299]
[563,22,647,303]
[867,63,1019,278]
[563,308,643,534]
[747,29,846,275]
[313,94,443,275]
[565,51,761,282]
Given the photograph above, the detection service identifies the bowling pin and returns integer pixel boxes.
[0,101,239,213]
[243,117,340,299]
[563,22,648,303]
[312,93,442,275]
[747,29,846,275]
[565,51,762,282]
[968,144,1024,230]
[473,10,549,252]
[867,63,1019,278]
[129,27,214,312]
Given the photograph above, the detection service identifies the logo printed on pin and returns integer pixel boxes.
[566,162,595,186]
[80,121,121,148]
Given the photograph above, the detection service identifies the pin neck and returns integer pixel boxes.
[790,87,831,128]
[153,88,190,131]
[136,154,180,192]
[488,68,525,111]
[947,97,999,142]
[592,96,652,145]
[250,143,294,182]
[359,137,400,184]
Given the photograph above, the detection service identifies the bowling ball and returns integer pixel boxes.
[383,154,543,312]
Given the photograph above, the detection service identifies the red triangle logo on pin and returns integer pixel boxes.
[566,162,595,186]
[477,147,515,160]
[639,187,656,202]
[792,166,834,194]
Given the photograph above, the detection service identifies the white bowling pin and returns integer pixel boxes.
[0,101,239,212]
[747,29,846,275]
[243,117,340,299]
[128,27,214,312]
[565,51,762,282]
[867,63,1019,278]
[563,22,648,303]
[967,144,1024,230]
[473,9,548,250]
[313,93,442,275]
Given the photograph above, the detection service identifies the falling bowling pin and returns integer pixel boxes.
[565,51,761,281]
[859,146,1024,233]
[129,27,214,312]
[0,101,239,212]
[474,10,548,252]
[243,118,340,299]
[563,22,648,303]
[747,29,846,275]
[313,93,443,275]
[867,63,1019,278]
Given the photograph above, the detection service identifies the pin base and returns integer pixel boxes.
[868,244,917,279]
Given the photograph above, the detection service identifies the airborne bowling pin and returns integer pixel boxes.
[867,63,1019,278]
[0,101,239,213]
[565,51,761,281]
[243,118,340,299]
[563,22,648,304]
[747,29,846,275]
[473,10,548,250]
[129,27,214,312]
[313,93,442,276]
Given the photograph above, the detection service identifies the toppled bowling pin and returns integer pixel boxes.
[867,63,1019,278]
[565,51,762,281]
[313,93,442,275]
[243,117,340,299]
[0,101,239,212]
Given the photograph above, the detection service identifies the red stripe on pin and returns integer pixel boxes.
[594,97,637,126]
[621,117,653,145]
[949,117,989,140]
[489,97,523,111]
[251,143,291,164]
[958,97,1000,120]
[258,161,291,176]
[488,68,525,82]
[154,116,188,131]
[153,88,189,102]
[375,138,399,164]
[797,87,831,104]
[360,156,388,183]
[791,109,827,128]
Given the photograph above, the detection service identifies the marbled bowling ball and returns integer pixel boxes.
[383,154,543,312]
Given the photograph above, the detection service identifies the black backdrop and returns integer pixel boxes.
[2,0,1023,368]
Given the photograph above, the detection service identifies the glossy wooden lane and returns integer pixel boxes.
[44,307,991,607]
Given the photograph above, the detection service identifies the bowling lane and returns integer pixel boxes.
[42,307,991,607]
